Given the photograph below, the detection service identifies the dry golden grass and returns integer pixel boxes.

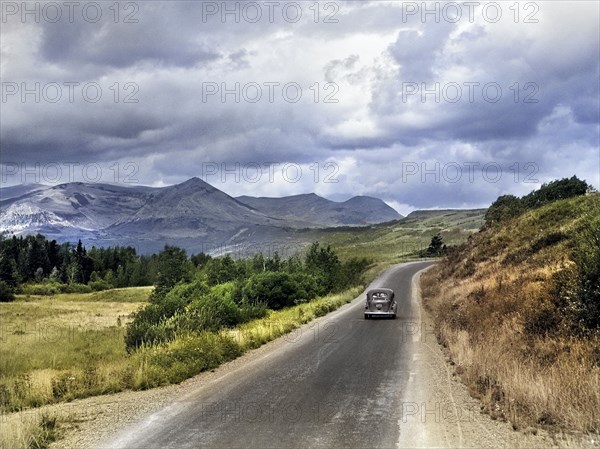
[0,289,149,418]
[0,409,58,449]
[422,195,600,435]
[436,317,600,432]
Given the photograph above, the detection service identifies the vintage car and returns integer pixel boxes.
[364,288,397,319]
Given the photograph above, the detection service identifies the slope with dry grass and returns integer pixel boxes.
[421,193,600,434]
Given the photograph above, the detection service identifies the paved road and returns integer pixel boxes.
[102,261,435,449]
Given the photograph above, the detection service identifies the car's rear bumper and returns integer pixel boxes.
[365,311,395,317]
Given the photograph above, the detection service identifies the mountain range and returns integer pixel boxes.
[0,178,401,254]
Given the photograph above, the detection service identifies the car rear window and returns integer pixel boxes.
[371,292,389,300]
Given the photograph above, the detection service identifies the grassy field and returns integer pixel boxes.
[0,287,153,412]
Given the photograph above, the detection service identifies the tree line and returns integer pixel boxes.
[0,234,161,300]
[0,235,370,304]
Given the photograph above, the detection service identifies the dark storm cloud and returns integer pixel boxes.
[1,1,598,209]
[39,6,221,69]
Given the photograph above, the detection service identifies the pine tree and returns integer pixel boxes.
[0,250,18,287]
[426,233,445,256]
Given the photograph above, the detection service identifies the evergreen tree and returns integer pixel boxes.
[265,252,282,272]
[116,265,127,288]
[191,252,211,268]
[426,233,446,257]
[25,235,50,278]
[0,249,18,288]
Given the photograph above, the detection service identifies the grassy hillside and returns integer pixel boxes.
[312,208,485,263]
[421,193,600,433]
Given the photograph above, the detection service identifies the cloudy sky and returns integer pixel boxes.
[1,1,598,214]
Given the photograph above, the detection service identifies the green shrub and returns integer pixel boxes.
[484,176,591,227]
[238,300,268,322]
[552,207,600,333]
[574,212,600,330]
[62,283,92,294]
[337,257,372,289]
[206,282,238,303]
[173,293,241,332]
[124,313,173,351]
[149,280,209,318]
[125,280,210,350]
[0,280,15,302]
[89,279,112,291]
[522,175,591,209]
[21,282,62,296]
[204,256,240,286]
[147,333,243,383]
[152,279,209,304]
[22,282,89,295]
[126,243,368,352]
[242,271,318,310]
[484,195,524,226]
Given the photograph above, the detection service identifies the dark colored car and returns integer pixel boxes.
[364,288,397,319]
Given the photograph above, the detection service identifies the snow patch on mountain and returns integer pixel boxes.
[0,203,76,233]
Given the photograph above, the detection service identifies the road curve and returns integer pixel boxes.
[100,261,435,449]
